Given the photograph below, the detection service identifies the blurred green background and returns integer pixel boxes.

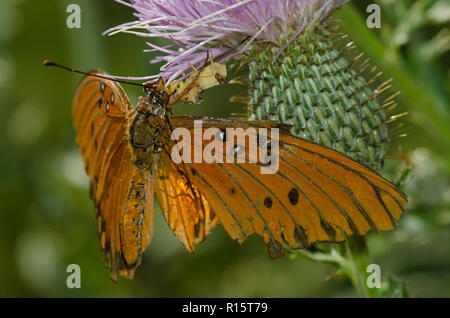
[0,0,449,297]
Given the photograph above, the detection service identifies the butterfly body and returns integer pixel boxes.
[127,100,166,169]
[120,82,179,269]
[72,71,407,281]
[119,169,149,270]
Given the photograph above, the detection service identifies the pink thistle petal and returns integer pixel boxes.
[107,0,351,82]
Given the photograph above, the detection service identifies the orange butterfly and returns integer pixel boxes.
[69,68,407,281]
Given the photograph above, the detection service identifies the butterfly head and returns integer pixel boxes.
[139,77,170,119]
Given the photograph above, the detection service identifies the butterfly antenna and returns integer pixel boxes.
[43,60,145,88]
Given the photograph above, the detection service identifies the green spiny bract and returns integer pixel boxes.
[246,22,392,171]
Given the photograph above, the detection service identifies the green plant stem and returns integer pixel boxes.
[287,246,346,266]
[344,236,379,298]
[288,237,379,297]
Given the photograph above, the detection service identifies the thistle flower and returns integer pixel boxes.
[107,0,349,83]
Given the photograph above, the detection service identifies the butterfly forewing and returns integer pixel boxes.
[73,72,130,197]
[170,116,407,258]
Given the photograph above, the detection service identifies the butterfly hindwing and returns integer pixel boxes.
[170,116,407,258]
[154,150,219,252]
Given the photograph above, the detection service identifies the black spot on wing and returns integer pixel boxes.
[288,188,299,205]
[264,197,273,209]
[194,222,201,239]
